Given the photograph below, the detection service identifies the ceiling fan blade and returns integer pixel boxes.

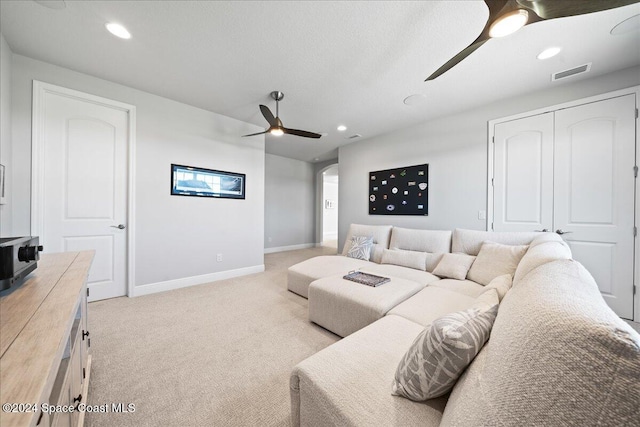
[426,0,515,81]
[283,128,322,139]
[242,130,268,137]
[516,0,639,20]
[259,104,277,127]
[426,36,491,81]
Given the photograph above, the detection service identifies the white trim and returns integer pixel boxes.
[31,81,137,298]
[132,265,265,297]
[264,243,315,254]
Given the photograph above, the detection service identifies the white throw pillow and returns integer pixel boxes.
[483,274,513,302]
[381,248,427,271]
[467,241,528,286]
[432,253,476,280]
[347,235,374,261]
[425,253,445,273]
[391,289,499,401]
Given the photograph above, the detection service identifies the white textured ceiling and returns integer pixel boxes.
[1,1,639,162]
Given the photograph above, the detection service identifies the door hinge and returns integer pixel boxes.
[491,222,494,231]
[636,108,638,119]
[634,285,637,295]
[83,367,86,379]
[87,288,89,297]
[491,178,494,186]
[492,136,495,143]
[634,226,637,237]
[634,166,638,178]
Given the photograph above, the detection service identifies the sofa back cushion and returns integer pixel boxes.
[342,224,393,262]
[440,259,640,426]
[389,227,452,254]
[513,233,572,285]
[451,228,539,256]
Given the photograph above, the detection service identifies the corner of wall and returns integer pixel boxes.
[0,33,13,236]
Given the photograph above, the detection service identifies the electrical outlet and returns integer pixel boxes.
[216,254,222,262]
[478,210,486,220]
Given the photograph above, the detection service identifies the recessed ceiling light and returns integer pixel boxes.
[106,23,131,39]
[403,94,427,106]
[314,158,320,161]
[611,14,640,35]
[489,9,529,38]
[537,47,562,60]
[337,125,347,132]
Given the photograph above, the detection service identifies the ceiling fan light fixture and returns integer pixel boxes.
[270,127,284,136]
[489,9,529,38]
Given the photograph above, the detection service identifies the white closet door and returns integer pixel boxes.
[493,112,554,232]
[554,95,636,319]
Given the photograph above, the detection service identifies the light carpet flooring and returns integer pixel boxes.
[86,246,339,427]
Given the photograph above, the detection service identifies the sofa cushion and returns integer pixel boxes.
[308,275,425,337]
[388,286,476,327]
[513,233,571,285]
[287,255,371,298]
[342,224,393,261]
[452,228,540,256]
[347,235,374,260]
[483,274,512,302]
[290,315,447,427]
[391,290,499,401]
[389,227,452,253]
[361,264,440,287]
[432,253,476,280]
[430,279,486,298]
[440,260,640,426]
[466,241,528,285]
[381,248,427,271]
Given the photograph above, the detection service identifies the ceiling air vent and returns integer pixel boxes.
[347,134,362,139]
[552,63,591,81]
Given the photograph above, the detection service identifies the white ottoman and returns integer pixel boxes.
[308,274,425,337]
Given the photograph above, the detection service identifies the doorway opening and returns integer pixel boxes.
[321,165,339,249]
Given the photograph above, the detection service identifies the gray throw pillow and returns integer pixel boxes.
[347,235,374,260]
[391,290,499,401]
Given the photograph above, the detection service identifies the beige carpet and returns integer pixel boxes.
[86,246,339,427]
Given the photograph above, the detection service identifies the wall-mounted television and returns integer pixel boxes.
[171,164,245,199]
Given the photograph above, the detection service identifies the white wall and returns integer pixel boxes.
[338,66,640,250]
[0,34,12,236]
[10,54,265,289]
[264,153,315,251]
[322,179,338,240]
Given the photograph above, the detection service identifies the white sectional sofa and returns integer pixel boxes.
[288,224,640,426]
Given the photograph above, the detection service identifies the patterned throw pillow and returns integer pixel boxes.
[347,235,374,260]
[391,290,499,401]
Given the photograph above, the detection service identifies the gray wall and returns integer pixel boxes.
[9,54,265,287]
[0,34,12,236]
[264,153,315,249]
[338,66,640,251]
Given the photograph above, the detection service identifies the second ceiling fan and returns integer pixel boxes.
[243,91,322,139]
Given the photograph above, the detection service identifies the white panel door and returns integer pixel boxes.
[493,113,554,232]
[554,95,636,319]
[36,84,129,301]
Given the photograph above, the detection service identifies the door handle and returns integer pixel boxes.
[110,224,126,230]
[555,229,572,235]
[535,229,549,232]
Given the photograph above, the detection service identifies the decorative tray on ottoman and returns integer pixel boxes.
[343,270,390,287]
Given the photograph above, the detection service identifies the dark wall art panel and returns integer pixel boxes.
[369,164,428,215]
[171,164,245,199]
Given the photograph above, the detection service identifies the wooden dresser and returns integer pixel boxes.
[0,251,94,427]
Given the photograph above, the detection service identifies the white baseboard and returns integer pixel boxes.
[264,243,315,254]
[132,264,265,297]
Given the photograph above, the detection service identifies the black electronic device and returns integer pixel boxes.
[0,236,43,293]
